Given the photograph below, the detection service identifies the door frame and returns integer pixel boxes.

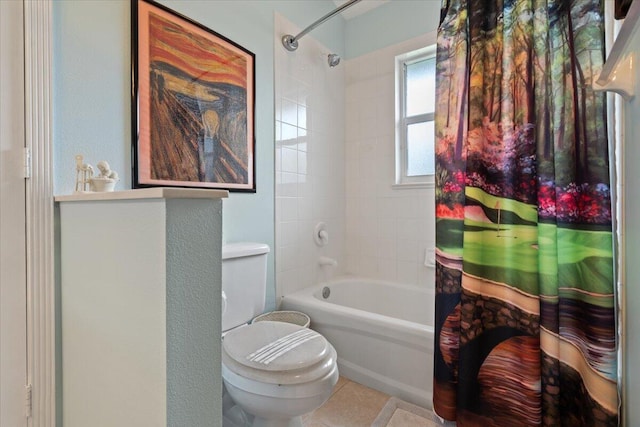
[1,1,27,425]
[23,1,55,425]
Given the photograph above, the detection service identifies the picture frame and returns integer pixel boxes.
[132,0,256,191]
[615,0,634,19]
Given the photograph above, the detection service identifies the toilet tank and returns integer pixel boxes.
[221,242,270,332]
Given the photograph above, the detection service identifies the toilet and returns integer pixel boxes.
[221,243,339,427]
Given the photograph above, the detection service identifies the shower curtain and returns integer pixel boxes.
[433,1,619,426]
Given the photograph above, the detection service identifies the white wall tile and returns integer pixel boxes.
[297,197,313,221]
[297,105,307,130]
[275,120,282,144]
[397,261,419,285]
[345,253,358,275]
[275,15,346,300]
[378,261,397,282]
[279,197,298,222]
[343,37,439,284]
[281,99,298,126]
[378,239,397,260]
[275,97,282,122]
[378,218,397,240]
[281,147,298,173]
[297,151,307,175]
[278,268,299,297]
[297,126,307,140]
[279,221,297,248]
[281,123,297,142]
[418,265,436,289]
[360,196,377,219]
[298,83,311,106]
[297,175,313,198]
[358,54,380,81]
[277,16,435,293]
[361,236,378,258]
[377,197,398,219]
[396,239,419,262]
[359,256,379,277]
[297,131,309,153]
[397,219,420,240]
[345,56,362,85]
[278,245,299,272]
[398,196,419,219]
[280,70,298,98]
[377,51,396,75]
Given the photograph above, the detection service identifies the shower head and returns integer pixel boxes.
[328,53,341,68]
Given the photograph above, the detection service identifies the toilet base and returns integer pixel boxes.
[223,402,302,427]
[251,416,303,427]
[223,403,253,427]
[222,367,338,427]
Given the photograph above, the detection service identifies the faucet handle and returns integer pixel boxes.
[314,222,329,247]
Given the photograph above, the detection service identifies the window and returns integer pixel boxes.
[395,45,437,187]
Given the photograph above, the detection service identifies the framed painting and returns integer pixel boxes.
[616,0,634,19]
[132,0,255,191]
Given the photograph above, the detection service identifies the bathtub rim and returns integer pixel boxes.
[279,276,435,408]
[279,276,434,352]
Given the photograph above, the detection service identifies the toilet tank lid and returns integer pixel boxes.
[222,242,270,260]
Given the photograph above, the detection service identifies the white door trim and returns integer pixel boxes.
[24,1,55,425]
[0,1,27,425]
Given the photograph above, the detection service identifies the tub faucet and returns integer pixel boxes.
[318,256,338,267]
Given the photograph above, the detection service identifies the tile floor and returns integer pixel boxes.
[302,376,441,427]
[384,408,435,426]
[303,377,390,426]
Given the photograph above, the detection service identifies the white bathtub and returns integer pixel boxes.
[280,277,434,408]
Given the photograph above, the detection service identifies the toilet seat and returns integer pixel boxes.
[222,321,336,386]
[222,358,338,399]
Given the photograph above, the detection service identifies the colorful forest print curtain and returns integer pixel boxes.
[433,0,619,425]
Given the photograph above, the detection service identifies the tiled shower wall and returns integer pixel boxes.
[275,14,346,300]
[275,15,436,297]
[344,34,436,288]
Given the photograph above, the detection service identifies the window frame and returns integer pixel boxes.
[394,44,437,189]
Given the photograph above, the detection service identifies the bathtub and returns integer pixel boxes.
[280,277,434,408]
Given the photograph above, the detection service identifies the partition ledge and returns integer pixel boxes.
[55,187,229,202]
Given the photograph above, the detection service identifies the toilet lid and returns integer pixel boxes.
[223,321,333,381]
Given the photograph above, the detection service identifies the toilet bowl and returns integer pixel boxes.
[221,321,338,427]
[221,243,339,426]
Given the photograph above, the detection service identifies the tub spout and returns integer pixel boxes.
[318,256,338,267]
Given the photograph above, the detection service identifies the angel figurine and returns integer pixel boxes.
[90,160,119,192]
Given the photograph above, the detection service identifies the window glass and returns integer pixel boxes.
[406,121,435,176]
[395,43,436,187]
[406,57,436,116]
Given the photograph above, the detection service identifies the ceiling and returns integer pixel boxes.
[332,0,390,20]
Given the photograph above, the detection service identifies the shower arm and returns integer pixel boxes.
[282,0,362,51]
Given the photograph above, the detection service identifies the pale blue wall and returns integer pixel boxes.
[345,0,441,59]
[51,0,437,312]
[51,1,437,425]
[52,0,345,313]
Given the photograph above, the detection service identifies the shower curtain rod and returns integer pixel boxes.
[282,0,363,51]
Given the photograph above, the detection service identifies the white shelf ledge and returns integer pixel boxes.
[55,187,229,203]
[594,0,640,100]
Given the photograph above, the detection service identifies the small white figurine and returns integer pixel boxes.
[90,160,119,192]
[74,154,94,193]
[96,161,119,181]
